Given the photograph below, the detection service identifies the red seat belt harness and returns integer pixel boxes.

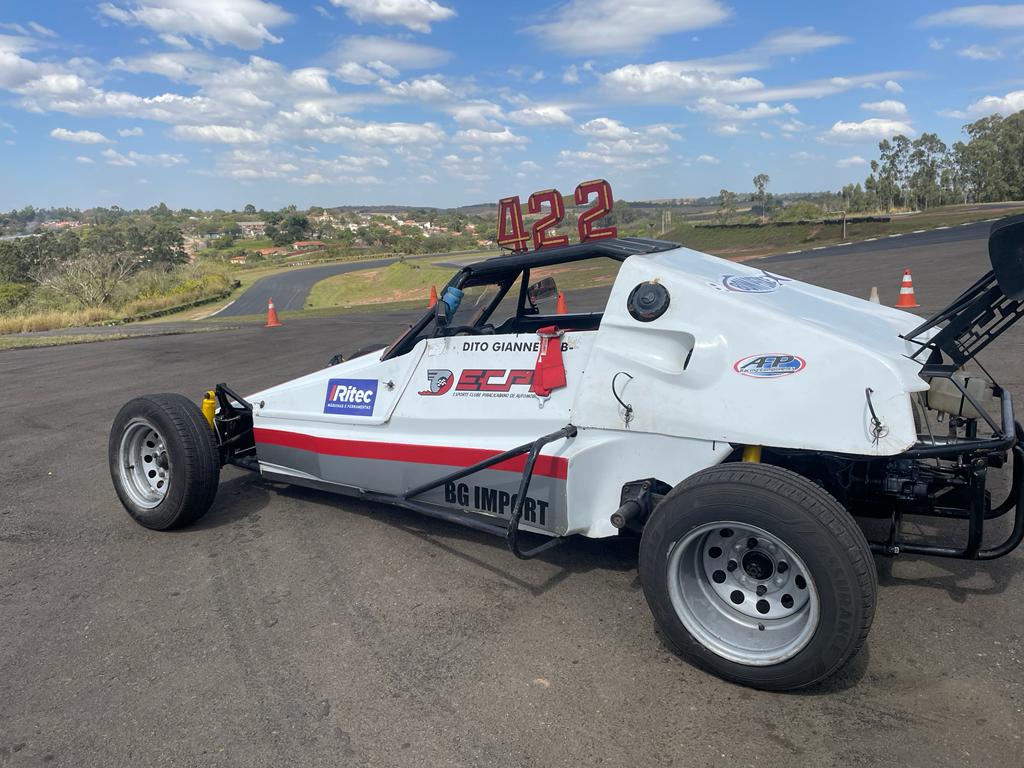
[532,325,566,397]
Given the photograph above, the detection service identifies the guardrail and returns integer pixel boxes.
[98,281,241,326]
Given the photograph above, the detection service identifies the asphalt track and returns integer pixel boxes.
[3,222,1024,767]
[217,257,397,317]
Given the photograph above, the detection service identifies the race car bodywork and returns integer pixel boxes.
[247,240,929,539]
[110,217,1024,690]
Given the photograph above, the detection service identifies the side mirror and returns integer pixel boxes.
[528,276,558,306]
[989,214,1024,300]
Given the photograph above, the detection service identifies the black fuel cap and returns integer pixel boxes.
[627,282,670,321]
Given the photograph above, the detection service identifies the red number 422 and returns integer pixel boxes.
[497,178,617,252]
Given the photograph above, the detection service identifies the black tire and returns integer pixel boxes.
[109,394,220,530]
[639,463,877,691]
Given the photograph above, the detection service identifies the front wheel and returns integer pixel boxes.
[639,463,877,690]
[109,394,221,530]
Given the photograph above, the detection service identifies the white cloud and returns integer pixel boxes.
[884,79,904,93]
[507,105,573,126]
[919,5,1024,28]
[928,37,948,51]
[118,126,145,137]
[601,61,763,100]
[562,65,580,84]
[695,97,798,120]
[861,99,907,115]
[74,155,95,164]
[102,148,136,166]
[825,118,915,142]
[98,1,293,50]
[751,72,910,102]
[15,73,88,95]
[447,100,504,128]
[962,89,1024,116]
[714,123,741,135]
[957,44,1004,60]
[837,155,867,168]
[306,119,445,145]
[102,148,188,166]
[382,77,454,101]
[453,127,527,146]
[696,153,720,164]
[335,62,387,85]
[329,0,455,33]
[527,0,729,55]
[50,127,112,144]
[171,124,268,143]
[330,35,451,69]
[753,27,849,56]
[790,151,822,162]
[578,117,633,139]
[160,33,192,49]
[28,22,57,38]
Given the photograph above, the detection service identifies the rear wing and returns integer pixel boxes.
[905,214,1024,368]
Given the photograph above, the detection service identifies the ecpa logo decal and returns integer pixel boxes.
[733,354,806,378]
[722,271,790,293]
[323,378,378,415]
[419,369,454,396]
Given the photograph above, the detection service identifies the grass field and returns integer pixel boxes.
[306,261,454,310]
[667,203,1024,259]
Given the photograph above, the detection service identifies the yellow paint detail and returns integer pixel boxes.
[201,390,216,428]
[742,445,762,463]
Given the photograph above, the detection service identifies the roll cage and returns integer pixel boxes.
[382,237,678,360]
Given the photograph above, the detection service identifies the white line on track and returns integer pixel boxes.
[209,300,235,317]
[865,237,877,241]
[837,242,852,246]
[935,226,950,230]
[912,229,926,233]
[787,250,801,254]
[812,246,826,250]
[889,233,903,237]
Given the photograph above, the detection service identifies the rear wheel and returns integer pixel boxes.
[639,463,876,690]
[109,394,220,530]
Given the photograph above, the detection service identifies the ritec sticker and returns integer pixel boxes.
[324,378,378,415]
[733,354,806,378]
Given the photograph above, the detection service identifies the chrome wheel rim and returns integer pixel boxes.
[118,419,170,509]
[667,521,820,666]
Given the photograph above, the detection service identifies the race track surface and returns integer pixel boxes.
[218,257,397,317]
[2,223,1023,767]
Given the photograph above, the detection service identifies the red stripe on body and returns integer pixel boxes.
[254,427,569,480]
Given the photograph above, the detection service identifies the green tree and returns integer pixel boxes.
[716,190,737,224]
[752,174,770,221]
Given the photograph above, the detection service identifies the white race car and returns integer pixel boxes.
[109,218,1024,690]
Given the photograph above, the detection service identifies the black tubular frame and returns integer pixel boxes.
[400,425,578,559]
[863,376,1024,559]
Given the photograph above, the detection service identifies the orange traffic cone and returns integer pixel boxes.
[555,292,567,315]
[428,285,438,308]
[265,297,283,327]
[894,269,919,309]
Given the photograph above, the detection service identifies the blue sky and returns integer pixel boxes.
[0,1,1022,210]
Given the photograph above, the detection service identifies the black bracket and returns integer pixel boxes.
[402,425,578,559]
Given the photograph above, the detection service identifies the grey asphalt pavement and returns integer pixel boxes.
[218,257,397,317]
[762,218,997,262]
[2,224,1023,767]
